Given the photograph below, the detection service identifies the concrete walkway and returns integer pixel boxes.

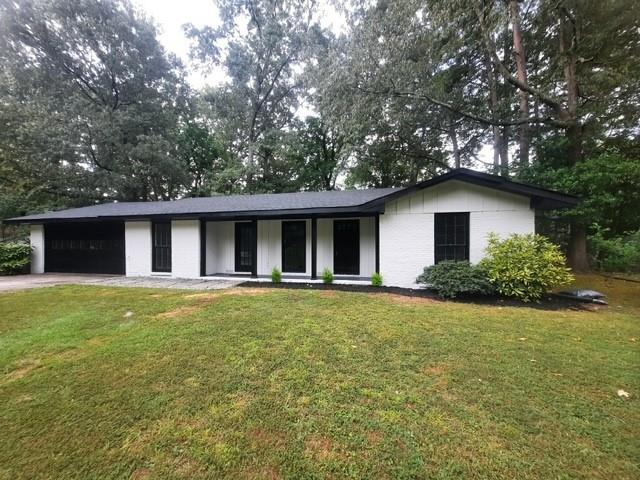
[0,274,241,292]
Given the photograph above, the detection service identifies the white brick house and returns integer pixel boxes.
[7,169,577,288]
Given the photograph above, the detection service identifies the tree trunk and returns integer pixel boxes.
[559,13,582,165]
[500,125,509,176]
[508,0,530,168]
[484,51,503,174]
[568,223,589,272]
[559,9,588,271]
[448,124,461,168]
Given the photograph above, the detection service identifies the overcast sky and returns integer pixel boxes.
[132,0,491,167]
[134,0,347,89]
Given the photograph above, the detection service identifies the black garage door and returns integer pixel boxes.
[45,222,125,274]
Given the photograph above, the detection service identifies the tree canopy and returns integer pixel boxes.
[1,0,638,268]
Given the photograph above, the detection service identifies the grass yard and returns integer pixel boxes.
[0,275,638,480]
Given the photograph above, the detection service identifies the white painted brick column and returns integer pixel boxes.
[125,221,152,277]
[30,224,45,274]
[171,219,201,278]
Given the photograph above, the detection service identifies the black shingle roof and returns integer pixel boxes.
[5,169,579,224]
[7,188,400,223]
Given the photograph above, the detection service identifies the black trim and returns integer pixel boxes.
[152,222,172,272]
[375,213,380,273]
[361,168,579,211]
[4,168,580,225]
[5,208,383,225]
[200,219,206,277]
[251,219,258,277]
[311,217,317,279]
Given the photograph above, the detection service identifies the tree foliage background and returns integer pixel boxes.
[0,0,638,270]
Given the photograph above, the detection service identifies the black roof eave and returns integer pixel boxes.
[360,168,580,211]
[4,205,385,225]
[3,168,579,225]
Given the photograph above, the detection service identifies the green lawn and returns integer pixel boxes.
[0,276,638,479]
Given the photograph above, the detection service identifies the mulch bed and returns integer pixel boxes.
[237,281,596,311]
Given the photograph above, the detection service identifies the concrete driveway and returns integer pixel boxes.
[0,274,241,292]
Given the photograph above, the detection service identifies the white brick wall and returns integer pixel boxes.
[469,210,534,263]
[125,221,151,276]
[30,224,45,274]
[171,219,201,278]
[379,180,535,287]
[380,212,434,288]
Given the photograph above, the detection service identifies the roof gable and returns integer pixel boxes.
[361,168,579,211]
[4,169,578,224]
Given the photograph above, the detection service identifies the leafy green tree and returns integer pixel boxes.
[177,122,241,196]
[295,117,347,191]
[187,0,324,193]
[521,149,640,238]
[0,0,192,207]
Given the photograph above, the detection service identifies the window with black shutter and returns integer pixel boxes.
[434,213,469,263]
[152,222,172,272]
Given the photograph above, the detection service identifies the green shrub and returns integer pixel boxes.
[271,267,282,283]
[0,242,32,275]
[371,272,383,287]
[416,261,495,299]
[481,233,574,302]
[589,228,640,272]
[322,268,334,284]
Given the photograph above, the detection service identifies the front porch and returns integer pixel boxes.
[200,216,380,281]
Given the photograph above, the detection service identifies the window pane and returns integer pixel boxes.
[434,213,469,263]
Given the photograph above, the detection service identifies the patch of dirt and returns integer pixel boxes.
[380,293,439,305]
[183,292,221,301]
[52,348,87,362]
[423,363,449,376]
[183,288,269,304]
[174,457,206,477]
[86,337,107,347]
[14,393,35,403]
[2,358,42,384]
[366,431,383,445]
[305,435,339,461]
[244,465,282,480]
[225,287,272,296]
[130,467,152,480]
[156,305,204,319]
[248,427,287,449]
[319,290,338,298]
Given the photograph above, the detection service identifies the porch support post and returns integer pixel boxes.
[311,217,317,279]
[251,218,258,278]
[199,218,206,277]
[375,213,380,273]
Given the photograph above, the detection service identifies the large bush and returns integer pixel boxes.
[0,242,31,275]
[417,261,495,299]
[589,228,640,272]
[482,234,574,302]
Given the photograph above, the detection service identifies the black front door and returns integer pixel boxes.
[152,222,172,272]
[333,219,359,275]
[282,221,306,273]
[235,222,256,273]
